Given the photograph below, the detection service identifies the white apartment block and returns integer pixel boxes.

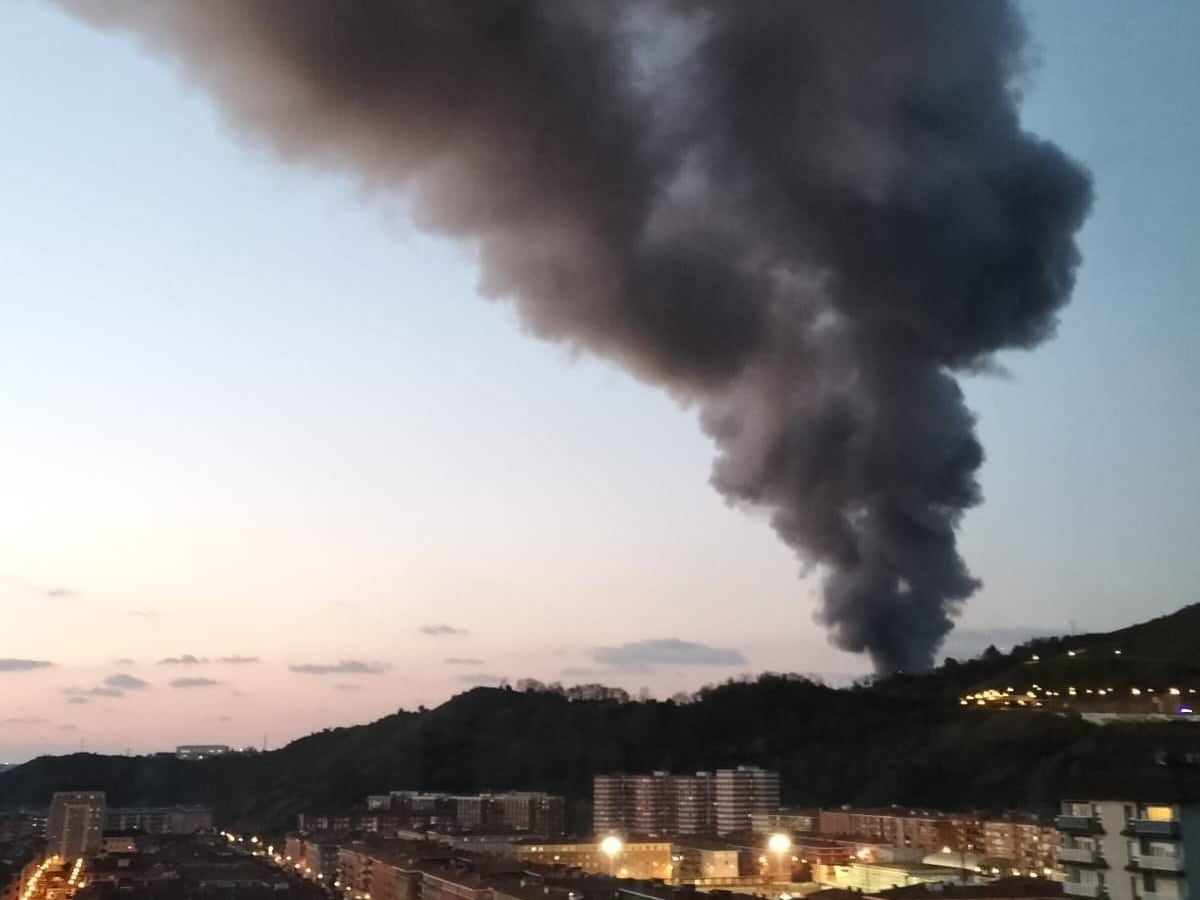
[1057,799,1200,900]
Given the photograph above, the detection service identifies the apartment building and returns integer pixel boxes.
[818,808,980,855]
[715,767,781,835]
[105,806,213,834]
[46,792,106,860]
[514,839,674,879]
[358,791,564,836]
[750,809,819,835]
[1057,799,1200,900]
[982,816,1059,877]
[305,841,341,883]
[593,767,777,837]
[672,775,717,835]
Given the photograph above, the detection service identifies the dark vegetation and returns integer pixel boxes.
[2,605,1199,832]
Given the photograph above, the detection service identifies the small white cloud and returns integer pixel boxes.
[592,638,746,670]
[289,660,389,675]
[169,677,220,688]
[419,624,467,637]
[0,659,53,672]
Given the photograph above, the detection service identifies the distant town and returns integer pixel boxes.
[2,760,1193,900]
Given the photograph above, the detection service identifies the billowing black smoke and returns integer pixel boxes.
[57,0,1092,672]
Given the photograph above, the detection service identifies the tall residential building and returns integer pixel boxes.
[46,792,106,860]
[593,767,775,836]
[630,775,671,836]
[671,773,715,835]
[714,766,780,835]
[1057,798,1200,900]
[594,776,632,836]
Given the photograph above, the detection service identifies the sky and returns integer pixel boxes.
[1,0,1198,762]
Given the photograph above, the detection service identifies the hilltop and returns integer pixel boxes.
[2,605,1199,831]
[883,602,1200,709]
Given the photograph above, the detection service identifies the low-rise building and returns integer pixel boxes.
[751,809,820,835]
[981,815,1059,878]
[106,806,213,834]
[514,839,674,880]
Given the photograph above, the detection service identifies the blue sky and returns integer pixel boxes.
[0,0,1197,761]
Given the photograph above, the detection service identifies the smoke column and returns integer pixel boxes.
[55,1,1092,672]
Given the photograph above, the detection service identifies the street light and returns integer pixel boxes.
[600,836,623,877]
[768,834,792,881]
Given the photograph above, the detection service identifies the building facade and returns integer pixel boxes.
[1057,798,1200,900]
[714,767,780,835]
[750,810,819,835]
[818,808,980,855]
[357,791,564,836]
[105,806,213,834]
[46,792,106,860]
[593,767,776,837]
[514,839,674,880]
[982,816,1059,877]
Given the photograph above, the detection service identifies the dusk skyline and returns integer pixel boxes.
[3,0,1199,762]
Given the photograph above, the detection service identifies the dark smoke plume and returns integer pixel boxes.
[56,1,1092,672]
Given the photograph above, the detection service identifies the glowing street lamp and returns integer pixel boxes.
[600,836,623,877]
[768,834,792,881]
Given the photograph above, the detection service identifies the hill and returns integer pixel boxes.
[2,605,1200,831]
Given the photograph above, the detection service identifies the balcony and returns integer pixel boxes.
[1129,853,1185,873]
[1128,819,1181,838]
[1063,881,1103,898]
[1057,814,1105,835]
[1061,847,1104,866]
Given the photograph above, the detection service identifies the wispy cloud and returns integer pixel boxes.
[66,697,89,706]
[592,638,746,670]
[419,624,467,637]
[127,610,156,618]
[115,658,137,666]
[288,660,390,675]
[57,724,78,732]
[457,672,507,687]
[169,677,220,688]
[46,587,75,599]
[444,657,485,665]
[105,674,150,691]
[218,655,259,664]
[0,659,53,672]
[158,655,208,665]
[2,717,48,725]
[332,683,363,693]
[64,685,123,698]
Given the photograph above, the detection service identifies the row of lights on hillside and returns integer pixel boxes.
[962,684,1196,706]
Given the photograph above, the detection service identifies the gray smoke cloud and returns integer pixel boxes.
[55,1,1092,672]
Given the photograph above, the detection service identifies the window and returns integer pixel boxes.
[1143,806,1175,823]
